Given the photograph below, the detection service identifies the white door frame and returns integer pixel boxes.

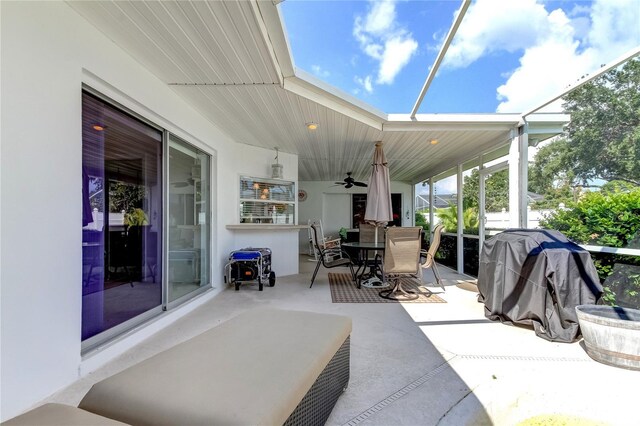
[478,160,509,252]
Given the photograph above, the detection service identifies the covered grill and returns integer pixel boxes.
[478,229,603,342]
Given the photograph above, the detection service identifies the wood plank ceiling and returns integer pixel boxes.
[68,0,523,184]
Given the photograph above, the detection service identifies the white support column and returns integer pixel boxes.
[411,184,416,226]
[457,164,464,274]
[478,154,485,254]
[519,125,529,228]
[508,129,520,228]
[429,177,435,240]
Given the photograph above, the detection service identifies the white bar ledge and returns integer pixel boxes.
[226,224,309,231]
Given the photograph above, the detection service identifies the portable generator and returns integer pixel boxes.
[224,247,276,291]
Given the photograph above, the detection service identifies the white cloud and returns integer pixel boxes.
[355,75,374,94]
[442,0,640,113]
[353,0,419,91]
[444,0,551,69]
[588,0,640,53]
[378,37,419,84]
[497,0,640,112]
[311,65,330,78]
[362,0,396,35]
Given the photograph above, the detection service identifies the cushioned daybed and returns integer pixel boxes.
[3,308,351,426]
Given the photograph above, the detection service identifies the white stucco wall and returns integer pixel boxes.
[297,181,414,253]
[0,1,297,420]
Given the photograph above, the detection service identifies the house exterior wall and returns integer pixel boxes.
[0,1,297,420]
[297,181,414,253]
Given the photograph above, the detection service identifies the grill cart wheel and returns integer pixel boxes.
[235,281,240,291]
[269,271,276,287]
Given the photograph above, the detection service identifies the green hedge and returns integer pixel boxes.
[540,188,640,308]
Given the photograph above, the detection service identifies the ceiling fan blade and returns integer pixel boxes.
[353,181,367,187]
[334,182,345,185]
[345,183,353,189]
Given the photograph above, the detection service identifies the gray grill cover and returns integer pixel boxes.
[478,229,602,342]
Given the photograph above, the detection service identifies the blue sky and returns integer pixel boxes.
[281,0,640,114]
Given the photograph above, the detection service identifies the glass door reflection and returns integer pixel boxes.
[168,136,210,303]
[81,91,163,342]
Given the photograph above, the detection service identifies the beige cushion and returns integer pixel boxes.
[79,308,351,426]
[2,403,127,425]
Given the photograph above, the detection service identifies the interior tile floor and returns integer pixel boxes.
[46,256,637,425]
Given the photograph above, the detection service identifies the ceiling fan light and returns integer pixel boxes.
[430,139,438,145]
[306,122,318,130]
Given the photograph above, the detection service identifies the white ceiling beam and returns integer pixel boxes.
[410,0,471,118]
[284,73,385,130]
[253,0,296,82]
[384,113,520,132]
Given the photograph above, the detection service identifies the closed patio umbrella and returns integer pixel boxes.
[364,141,393,233]
[363,141,393,288]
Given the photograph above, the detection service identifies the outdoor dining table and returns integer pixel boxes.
[341,241,387,289]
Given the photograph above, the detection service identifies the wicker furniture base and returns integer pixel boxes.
[284,336,350,426]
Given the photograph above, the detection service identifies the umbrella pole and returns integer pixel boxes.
[370,225,387,287]
[374,226,378,276]
[374,226,379,280]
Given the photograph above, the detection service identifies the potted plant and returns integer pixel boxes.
[124,208,149,227]
[339,227,348,242]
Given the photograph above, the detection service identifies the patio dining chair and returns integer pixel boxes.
[307,219,342,262]
[422,224,446,292]
[309,223,355,288]
[358,223,378,266]
[378,227,423,300]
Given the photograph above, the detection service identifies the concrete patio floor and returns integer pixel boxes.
[47,257,638,425]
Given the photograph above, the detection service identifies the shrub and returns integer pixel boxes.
[540,188,640,308]
[415,212,429,235]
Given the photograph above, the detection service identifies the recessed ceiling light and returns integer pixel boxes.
[93,124,105,131]
[430,139,438,145]
[306,122,318,130]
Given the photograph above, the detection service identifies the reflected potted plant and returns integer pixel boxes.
[124,208,149,227]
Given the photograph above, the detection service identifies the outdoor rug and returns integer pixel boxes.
[328,273,446,303]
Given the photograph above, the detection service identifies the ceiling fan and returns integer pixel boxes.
[335,172,367,189]
[171,178,194,188]
[171,159,201,188]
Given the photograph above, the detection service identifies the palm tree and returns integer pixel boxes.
[435,204,479,233]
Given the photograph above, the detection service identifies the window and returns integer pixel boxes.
[239,176,295,224]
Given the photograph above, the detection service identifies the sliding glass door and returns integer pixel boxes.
[167,136,211,304]
[82,91,163,343]
[82,88,214,349]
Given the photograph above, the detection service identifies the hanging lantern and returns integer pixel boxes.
[271,147,283,179]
